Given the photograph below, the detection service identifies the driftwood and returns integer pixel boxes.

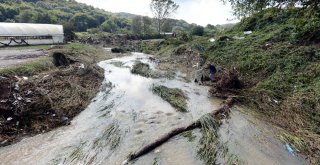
[125,98,234,163]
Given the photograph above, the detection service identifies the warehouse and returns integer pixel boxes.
[0,23,64,47]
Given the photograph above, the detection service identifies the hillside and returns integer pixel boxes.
[139,7,320,163]
[0,0,196,35]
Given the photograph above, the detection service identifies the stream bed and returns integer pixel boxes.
[0,53,307,165]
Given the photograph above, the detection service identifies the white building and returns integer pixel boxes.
[0,23,64,47]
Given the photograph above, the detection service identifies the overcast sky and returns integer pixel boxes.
[75,0,238,26]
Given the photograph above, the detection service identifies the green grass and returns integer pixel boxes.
[152,85,188,112]
[0,43,115,76]
[140,7,320,162]
[0,56,55,76]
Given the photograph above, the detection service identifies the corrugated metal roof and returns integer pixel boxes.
[0,23,64,36]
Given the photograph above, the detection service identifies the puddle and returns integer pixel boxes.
[0,53,307,165]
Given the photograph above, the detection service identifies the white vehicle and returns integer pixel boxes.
[0,23,64,47]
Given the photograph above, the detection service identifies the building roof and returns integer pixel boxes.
[0,23,64,36]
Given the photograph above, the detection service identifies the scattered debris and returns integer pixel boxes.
[125,98,234,163]
[244,31,253,35]
[209,38,215,42]
[285,144,295,156]
[215,67,242,91]
[233,36,245,40]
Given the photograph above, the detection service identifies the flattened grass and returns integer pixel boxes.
[152,85,188,112]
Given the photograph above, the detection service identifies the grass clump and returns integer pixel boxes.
[131,61,153,77]
[152,85,188,112]
[197,114,220,164]
[197,114,242,165]
[181,131,196,142]
[131,61,169,78]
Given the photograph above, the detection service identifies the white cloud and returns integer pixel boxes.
[76,0,238,25]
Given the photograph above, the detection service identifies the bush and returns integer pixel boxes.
[191,25,204,36]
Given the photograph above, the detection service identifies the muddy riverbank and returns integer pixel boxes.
[0,53,307,165]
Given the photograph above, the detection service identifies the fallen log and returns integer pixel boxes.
[124,98,233,163]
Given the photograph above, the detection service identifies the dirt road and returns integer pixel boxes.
[0,49,48,68]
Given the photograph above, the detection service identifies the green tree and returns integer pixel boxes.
[142,16,152,34]
[222,0,319,17]
[69,13,99,32]
[162,19,175,32]
[32,12,57,24]
[131,16,142,34]
[191,25,204,36]
[150,0,179,34]
[100,20,118,33]
[16,10,33,23]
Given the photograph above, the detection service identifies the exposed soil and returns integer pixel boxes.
[0,49,48,68]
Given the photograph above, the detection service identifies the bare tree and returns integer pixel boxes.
[150,0,179,34]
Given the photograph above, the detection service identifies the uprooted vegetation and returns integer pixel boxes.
[138,7,319,163]
[152,85,188,112]
[205,8,320,163]
[0,43,113,146]
[131,61,174,79]
[126,98,239,164]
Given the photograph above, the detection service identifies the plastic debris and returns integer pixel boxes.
[209,38,215,42]
[0,76,8,80]
[26,98,32,103]
[22,77,28,80]
[79,64,85,69]
[244,31,253,35]
[233,36,245,40]
[285,143,295,156]
[14,83,20,91]
[7,117,13,121]
[26,90,32,96]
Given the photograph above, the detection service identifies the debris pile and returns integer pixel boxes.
[0,63,104,146]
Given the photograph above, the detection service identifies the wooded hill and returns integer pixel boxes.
[0,0,201,34]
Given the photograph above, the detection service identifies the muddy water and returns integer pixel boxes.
[0,53,306,165]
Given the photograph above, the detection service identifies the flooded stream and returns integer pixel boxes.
[0,53,307,165]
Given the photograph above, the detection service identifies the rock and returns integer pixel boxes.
[61,116,70,125]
